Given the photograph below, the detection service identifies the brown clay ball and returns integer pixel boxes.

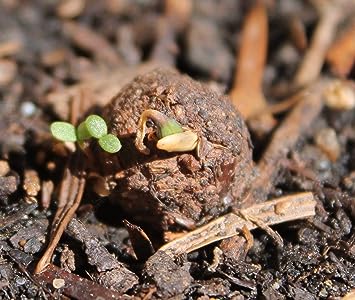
[102,68,254,231]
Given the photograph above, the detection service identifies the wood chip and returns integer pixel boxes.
[34,264,129,299]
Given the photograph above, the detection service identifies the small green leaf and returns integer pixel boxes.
[159,119,184,138]
[50,122,77,142]
[98,134,122,153]
[85,115,107,139]
[77,122,92,141]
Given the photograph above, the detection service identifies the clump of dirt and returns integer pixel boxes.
[102,68,254,230]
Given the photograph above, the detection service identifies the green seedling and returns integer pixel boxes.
[135,109,199,154]
[98,134,122,153]
[50,114,121,154]
[50,122,77,142]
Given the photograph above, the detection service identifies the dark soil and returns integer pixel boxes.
[0,1,354,300]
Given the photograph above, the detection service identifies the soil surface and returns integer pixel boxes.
[0,1,354,300]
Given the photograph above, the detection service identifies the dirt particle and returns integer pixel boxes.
[23,169,41,197]
[314,128,341,162]
[56,0,85,19]
[324,80,355,111]
[52,278,65,289]
[0,59,17,86]
[0,160,10,176]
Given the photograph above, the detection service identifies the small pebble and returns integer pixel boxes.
[57,0,85,18]
[324,80,355,111]
[20,101,37,117]
[15,276,26,286]
[23,237,42,254]
[343,171,355,192]
[319,288,329,298]
[0,40,23,57]
[315,128,341,162]
[52,278,65,289]
[0,160,10,176]
[23,169,41,197]
[0,59,17,86]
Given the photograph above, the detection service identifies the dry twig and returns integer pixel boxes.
[293,1,343,87]
[159,192,316,258]
[229,1,275,134]
[245,78,331,204]
[35,166,86,273]
[66,218,139,292]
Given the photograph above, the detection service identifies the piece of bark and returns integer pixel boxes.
[34,264,130,300]
[0,201,38,230]
[66,218,138,293]
[0,175,18,204]
[9,219,48,254]
[144,250,192,298]
[123,219,155,261]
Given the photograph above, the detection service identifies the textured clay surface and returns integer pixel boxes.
[102,68,254,230]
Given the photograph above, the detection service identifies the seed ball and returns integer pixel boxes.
[102,68,254,230]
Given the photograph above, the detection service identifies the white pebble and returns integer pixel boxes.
[324,80,355,111]
[52,278,65,289]
[20,101,37,117]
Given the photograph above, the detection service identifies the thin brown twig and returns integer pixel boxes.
[229,1,275,135]
[293,1,343,87]
[159,192,315,258]
[244,78,331,205]
[35,175,86,273]
[239,212,284,248]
